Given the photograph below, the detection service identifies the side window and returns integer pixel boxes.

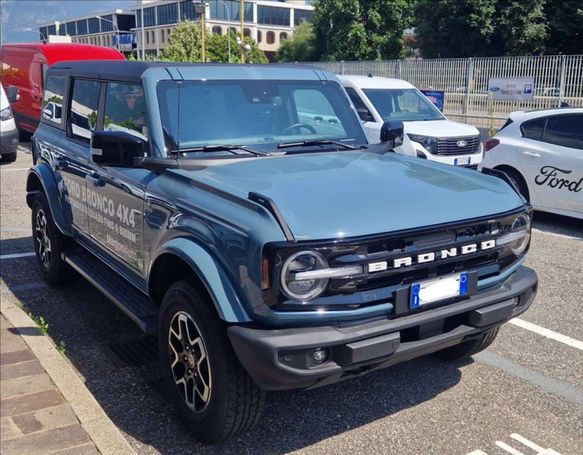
[42,75,65,126]
[102,83,148,141]
[292,88,346,136]
[69,79,101,142]
[520,117,546,141]
[543,114,583,150]
[345,87,374,122]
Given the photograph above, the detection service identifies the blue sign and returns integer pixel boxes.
[524,84,533,94]
[421,90,445,111]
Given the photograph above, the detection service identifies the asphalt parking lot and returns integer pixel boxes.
[1,143,582,455]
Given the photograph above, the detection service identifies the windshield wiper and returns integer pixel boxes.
[277,139,362,150]
[172,144,270,157]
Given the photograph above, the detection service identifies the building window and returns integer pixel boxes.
[280,32,288,41]
[47,24,56,36]
[143,6,156,27]
[244,28,251,37]
[66,21,76,36]
[209,0,252,22]
[257,5,290,26]
[151,30,155,44]
[146,31,150,44]
[76,19,87,35]
[212,26,222,35]
[88,17,100,34]
[157,2,178,25]
[180,0,199,21]
[39,27,48,40]
[228,26,237,35]
[57,23,66,35]
[161,29,165,43]
[293,9,314,26]
[257,30,262,43]
[266,31,275,44]
[99,15,114,32]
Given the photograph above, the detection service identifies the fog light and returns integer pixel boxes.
[312,347,328,364]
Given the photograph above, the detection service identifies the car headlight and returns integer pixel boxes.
[0,107,13,121]
[498,213,531,256]
[407,134,438,154]
[281,251,330,301]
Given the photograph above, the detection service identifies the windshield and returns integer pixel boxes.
[157,80,367,155]
[363,88,445,122]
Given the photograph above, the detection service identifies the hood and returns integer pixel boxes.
[404,119,479,138]
[173,152,524,241]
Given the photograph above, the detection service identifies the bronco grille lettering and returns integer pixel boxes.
[367,240,497,273]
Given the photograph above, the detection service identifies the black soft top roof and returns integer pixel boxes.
[49,60,320,83]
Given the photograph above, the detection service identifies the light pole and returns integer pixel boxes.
[24,28,47,42]
[239,0,244,63]
[95,16,119,50]
[216,0,231,63]
[193,1,208,62]
[140,0,145,60]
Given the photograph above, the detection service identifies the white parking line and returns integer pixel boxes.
[509,318,583,351]
[0,251,36,260]
[469,433,564,455]
[532,228,582,241]
[0,167,29,172]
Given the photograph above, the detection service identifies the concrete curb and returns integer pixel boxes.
[1,299,137,455]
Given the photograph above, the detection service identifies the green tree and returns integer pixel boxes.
[160,21,267,63]
[312,0,414,61]
[544,0,583,54]
[415,0,547,58]
[277,21,318,62]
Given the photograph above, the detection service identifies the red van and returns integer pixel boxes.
[0,43,125,136]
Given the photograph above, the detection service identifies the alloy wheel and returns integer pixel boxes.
[168,311,212,413]
[34,209,52,269]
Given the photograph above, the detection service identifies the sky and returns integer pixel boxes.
[0,0,137,43]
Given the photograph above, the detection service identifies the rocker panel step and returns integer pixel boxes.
[63,250,158,335]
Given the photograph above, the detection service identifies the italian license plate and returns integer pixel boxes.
[410,272,468,309]
[454,156,471,166]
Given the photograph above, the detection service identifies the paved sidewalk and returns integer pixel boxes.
[1,315,99,454]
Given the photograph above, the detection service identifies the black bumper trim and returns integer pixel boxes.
[228,266,538,391]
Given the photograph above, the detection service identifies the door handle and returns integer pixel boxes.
[523,151,540,158]
[86,173,104,187]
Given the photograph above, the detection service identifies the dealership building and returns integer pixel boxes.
[39,0,314,60]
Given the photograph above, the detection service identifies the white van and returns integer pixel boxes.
[1,86,19,162]
[340,75,483,167]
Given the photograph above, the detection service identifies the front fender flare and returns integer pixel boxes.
[150,237,252,323]
[26,163,72,236]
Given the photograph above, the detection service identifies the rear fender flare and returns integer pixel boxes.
[26,164,72,236]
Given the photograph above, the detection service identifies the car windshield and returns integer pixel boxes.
[363,88,445,122]
[157,79,367,155]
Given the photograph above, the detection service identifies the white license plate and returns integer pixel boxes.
[454,156,471,166]
[410,272,468,309]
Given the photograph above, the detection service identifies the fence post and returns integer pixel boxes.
[463,57,474,122]
[340,60,345,75]
[397,59,402,79]
[558,54,566,107]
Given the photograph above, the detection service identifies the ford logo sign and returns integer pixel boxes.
[490,87,500,92]
[457,140,468,147]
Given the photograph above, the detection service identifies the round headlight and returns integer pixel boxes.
[280,251,329,301]
[510,213,531,256]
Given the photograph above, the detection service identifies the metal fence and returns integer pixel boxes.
[304,55,583,130]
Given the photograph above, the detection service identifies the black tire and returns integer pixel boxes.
[159,281,264,442]
[31,193,72,285]
[435,327,500,361]
[1,153,17,163]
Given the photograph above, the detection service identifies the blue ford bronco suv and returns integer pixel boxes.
[29,61,537,442]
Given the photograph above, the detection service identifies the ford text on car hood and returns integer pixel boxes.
[174,152,524,240]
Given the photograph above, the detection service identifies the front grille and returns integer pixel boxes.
[265,210,526,311]
[435,136,480,156]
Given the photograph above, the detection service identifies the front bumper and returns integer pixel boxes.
[228,266,537,391]
[0,127,19,155]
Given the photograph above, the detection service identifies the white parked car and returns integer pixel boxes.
[479,108,583,220]
[339,75,483,167]
[1,85,19,162]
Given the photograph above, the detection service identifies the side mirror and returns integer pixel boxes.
[6,86,20,103]
[91,130,147,167]
[357,107,375,123]
[380,120,404,146]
